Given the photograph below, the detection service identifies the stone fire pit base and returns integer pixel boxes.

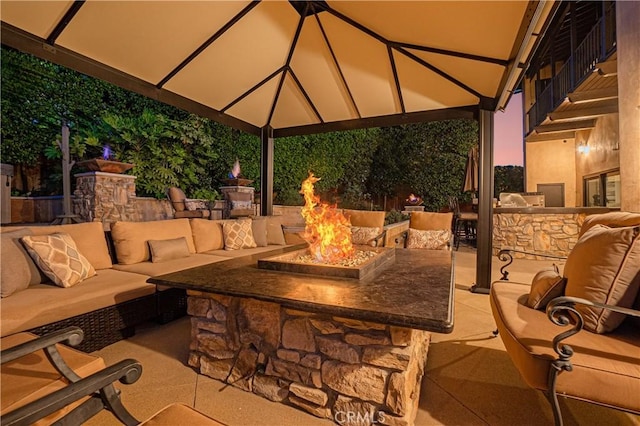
[187,291,430,426]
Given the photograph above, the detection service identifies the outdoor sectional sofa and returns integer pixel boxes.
[0,217,295,352]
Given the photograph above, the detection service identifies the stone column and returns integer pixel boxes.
[73,172,138,228]
[220,185,255,219]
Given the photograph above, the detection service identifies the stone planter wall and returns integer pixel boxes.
[74,172,138,226]
[493,213,587,258]
[187,291,430,426]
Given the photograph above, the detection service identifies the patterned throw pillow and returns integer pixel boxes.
[406,228,451,250]
[223,219,257,250]
[351,226,381,246]
[20,233,96,288]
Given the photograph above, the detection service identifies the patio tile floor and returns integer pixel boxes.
[85,248,640,425]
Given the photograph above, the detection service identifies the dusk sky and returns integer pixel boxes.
[494,92,524,166]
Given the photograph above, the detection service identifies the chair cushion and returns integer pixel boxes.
[564,225,640,333]
[191,219,226,253]
[21,233,96,288]
[251,217,268,247]
[184,199,208,211]
[409,212,453,231]
[148,237,191,263]
[1,229,46,297]
[141,403,226,426]
[1,332,106,424]
[351,226,381,246]
[526,270,566,310]
[490,281,640,413]
[265,216,287,246]
[223,219,257,250]
[579,212,640,238]
[344,209,385,229]
[167,187,187,212]
[406,228,450,250]
[111,219,196,265]
[30,222,113,269]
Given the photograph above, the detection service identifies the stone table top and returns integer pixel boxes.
[149,245,455,333]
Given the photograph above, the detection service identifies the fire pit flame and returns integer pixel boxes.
[300,172,354,263]
[229,158,241,179]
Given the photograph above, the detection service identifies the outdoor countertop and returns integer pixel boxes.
[493,207,616,214]
[149,245,455,334]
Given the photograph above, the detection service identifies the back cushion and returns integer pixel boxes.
[1,229,46,297]
[579,212,640,238]
[409,212,453,231]
[190,219,226,253]
[111,219,195,264]
[167,187,187,212]
[344,210,385,229]
[31,222,112,269]
[564,225,640,333]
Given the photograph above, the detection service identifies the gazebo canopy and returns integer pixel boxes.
[0,0,559,292]
[1,0,555,137]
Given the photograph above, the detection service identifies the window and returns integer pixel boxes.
[583,170,620,207]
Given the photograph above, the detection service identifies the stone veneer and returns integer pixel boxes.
[187,291,430,426]
[493,212,587,258]
[73,172,138,226]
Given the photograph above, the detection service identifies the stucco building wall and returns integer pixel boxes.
[526,138,577,207]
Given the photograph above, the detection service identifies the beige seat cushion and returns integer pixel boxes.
[111,219,196,265]
[141,403,226,426]
[30,222,113,269]
[1,332,106,425]
[113,253,228,277]
[343,209,385,229]
[490,281,640,412]
[564,225,640,333]
[409,212,453,231]
[0,269,155,337]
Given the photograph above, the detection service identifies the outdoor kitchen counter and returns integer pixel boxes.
[148,245,455,334]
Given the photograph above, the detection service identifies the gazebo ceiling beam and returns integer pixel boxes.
[156,1,260,89]
[221,66,285,113]
[390,41,508,66]
[0,22,261,136]
[273,106,477,138]
[266,3,308,127]
[46,0,85,45]
[388,45,405,114]
[313,12,361,119]
[289,68,324,123]
[323,4,485,100]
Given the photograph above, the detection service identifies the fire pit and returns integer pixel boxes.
[258,246,395,280]
[260,172,395,279]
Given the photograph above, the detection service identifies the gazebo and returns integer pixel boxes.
[0,0,558,291]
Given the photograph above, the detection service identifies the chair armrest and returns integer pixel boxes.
[1,327,87,384]
[371,229,387,247]
[546,296,640,364]
[1,326,84,364]
[497,249,567,281]
[1,359,143,426]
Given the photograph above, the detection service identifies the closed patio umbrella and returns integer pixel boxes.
[463,145,479,194]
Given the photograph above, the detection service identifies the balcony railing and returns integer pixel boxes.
[526,4,617,134]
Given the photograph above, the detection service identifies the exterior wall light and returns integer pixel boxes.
[578,142,590,154]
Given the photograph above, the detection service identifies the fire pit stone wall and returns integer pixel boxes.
[187,291,430,426]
